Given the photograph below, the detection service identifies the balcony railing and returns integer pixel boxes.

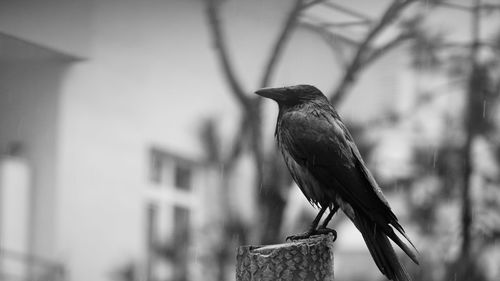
[0,248,65,281]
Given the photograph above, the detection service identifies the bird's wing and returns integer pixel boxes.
[335,119,392,208]
[336,117,417,244]
[281,109,418,259]
[281,110,392,217]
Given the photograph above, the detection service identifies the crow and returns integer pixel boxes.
[255,84,419,281]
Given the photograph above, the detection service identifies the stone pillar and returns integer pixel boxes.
[236,234,335,281]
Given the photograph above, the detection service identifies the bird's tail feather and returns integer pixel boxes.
[354,212,412,281]
[385,223,419,265]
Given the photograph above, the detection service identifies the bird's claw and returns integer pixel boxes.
[286,231,314,241]
[286,228,337,242]
[316,227,337,241]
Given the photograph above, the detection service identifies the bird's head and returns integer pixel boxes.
[255,84,327,107]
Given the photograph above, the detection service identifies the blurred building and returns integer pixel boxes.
[0,1,417,281]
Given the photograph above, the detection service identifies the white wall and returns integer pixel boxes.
[0,60,70,260]
[54,1,272,280]
[0,155,31,279]
[0,0,92,58]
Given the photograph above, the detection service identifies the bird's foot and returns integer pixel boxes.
[286,228,337,242]
[316,227,337,241]
[286,230,314,241]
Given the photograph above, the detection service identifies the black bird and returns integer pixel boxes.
[255,85,419,281]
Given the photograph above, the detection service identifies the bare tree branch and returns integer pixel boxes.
[480,3,500,11]
[460,0,483,259]
[300,20,360,45]
[321,20,371,28]
[259,0,305,88]
[439,40,499,51]
[329,0,418,105]
[299,20,359,68]
[438,1,473,12]
[322,1,373,22]
[222,115,249,169]
[362,31,413,67]
[206,0,251,110]
[436,1,500,12]
[302,0,326,10]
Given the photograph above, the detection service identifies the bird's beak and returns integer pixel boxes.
[255,87,288,102]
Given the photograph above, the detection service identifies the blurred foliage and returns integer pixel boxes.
[409,27,446,70]
[395,24,500,281]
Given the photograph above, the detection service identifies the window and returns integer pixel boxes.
[146,147,201,281]
[174,163,191,191]
[150,152,163,184]
[172,206,190,281]
[145,204,191,281]
[149,148,193,190]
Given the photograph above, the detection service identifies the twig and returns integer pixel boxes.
[321,20,371,28]
[329,0,417,105]
[438,1,500,13]
[480,4,500,11]
[438,1,472,12]
[299,18,361,45]
[439,40,499,50]
[299,20,359,67]
[322,1,373,22]
[301,0,326,10]
[362,31,414,67]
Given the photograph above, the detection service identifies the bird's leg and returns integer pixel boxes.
[320,205,339,229]
[316,205,340,241]
[286,206,327,241]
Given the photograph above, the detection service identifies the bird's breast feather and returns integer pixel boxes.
[279,110,354,168]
